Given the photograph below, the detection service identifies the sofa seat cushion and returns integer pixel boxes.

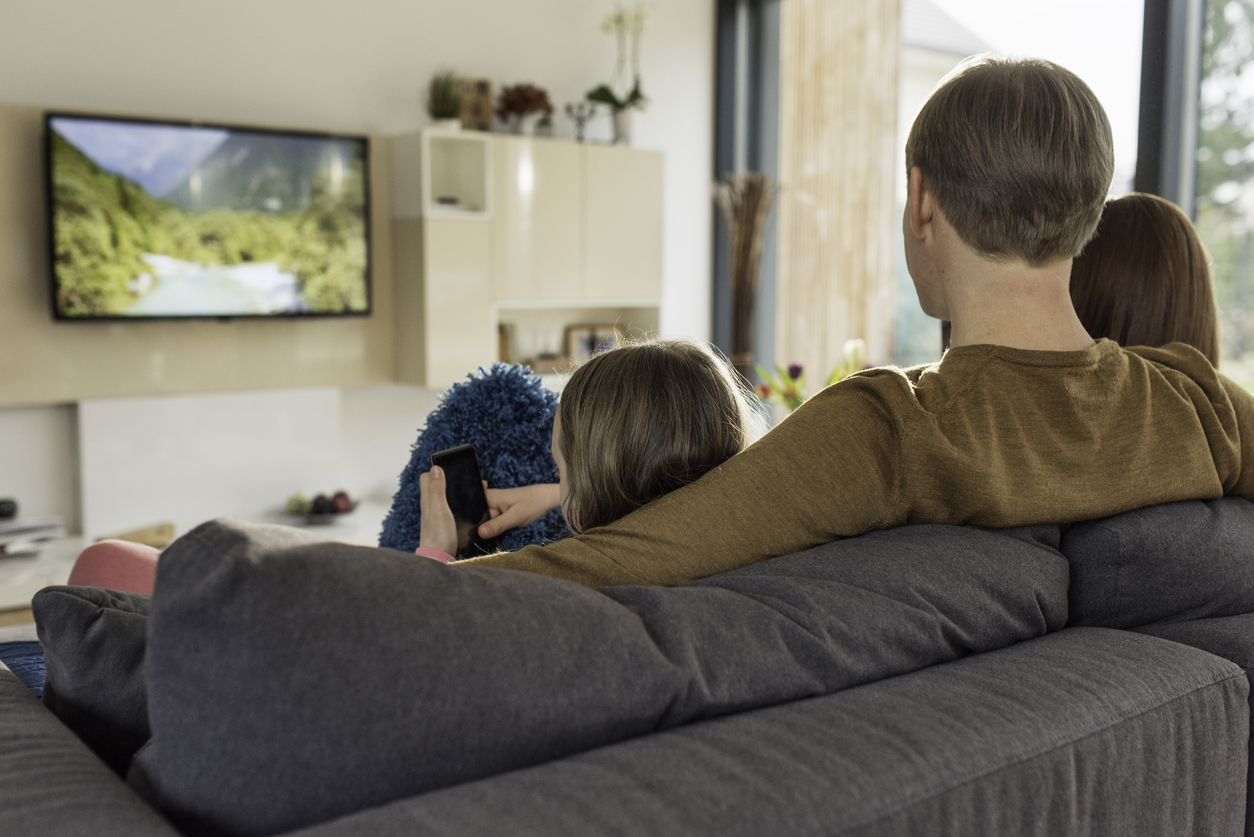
[1134,614,1254,837]
[291,628,1249,837]
[32,586,151,776]
[1063,496,1254,628]
[132,518,1067,837]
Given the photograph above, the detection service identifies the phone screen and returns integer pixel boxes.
[429,444,498,558]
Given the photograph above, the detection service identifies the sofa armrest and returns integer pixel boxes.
[0,670,179,837]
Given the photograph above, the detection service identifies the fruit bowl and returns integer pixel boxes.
[302,505,357,525]
[286,490,356,524]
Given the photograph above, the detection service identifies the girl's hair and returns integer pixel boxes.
[1070,193,1219,365]
[557,339,755,533]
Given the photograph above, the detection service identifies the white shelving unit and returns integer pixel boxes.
[422,131,492,218]
[391,131,664,389]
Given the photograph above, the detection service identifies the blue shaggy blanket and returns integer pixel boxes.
[379,364,569,554]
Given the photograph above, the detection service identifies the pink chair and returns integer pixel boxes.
[67,540,161,595]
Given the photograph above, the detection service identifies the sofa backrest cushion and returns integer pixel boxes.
[131,519,1068,837]
[1062,497,1254,629]
[32,586,151,775]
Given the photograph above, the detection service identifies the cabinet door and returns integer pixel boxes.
[424,218,495,388]
[492,136,582,301]
[583,145,663,300]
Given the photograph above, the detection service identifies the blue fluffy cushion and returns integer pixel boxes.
[379,363,569,553]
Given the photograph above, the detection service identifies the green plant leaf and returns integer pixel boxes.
[622,77,648,110]
[586,84,625,109]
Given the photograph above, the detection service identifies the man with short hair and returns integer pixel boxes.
[462,56,1254,586]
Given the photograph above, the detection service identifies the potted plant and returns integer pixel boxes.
[494,84,555,135]
[755,339,869,416]
[426,70,463,131]
[587,2,652,144]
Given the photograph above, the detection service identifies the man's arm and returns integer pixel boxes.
[1217,374,1254,500]
[460,371,914,586]
[1131,343,1254,501]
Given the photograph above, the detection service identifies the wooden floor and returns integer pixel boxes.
[0,608,34,627]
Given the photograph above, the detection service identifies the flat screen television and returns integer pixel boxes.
[46,113,370,320]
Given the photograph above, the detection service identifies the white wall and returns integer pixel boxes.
[0,0,712,537]
[0,405,79,525]
[0,0,713,339]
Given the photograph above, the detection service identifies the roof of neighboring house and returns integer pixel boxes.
[902,0,992,57]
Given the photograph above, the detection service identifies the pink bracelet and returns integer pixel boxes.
[415,546,456,564]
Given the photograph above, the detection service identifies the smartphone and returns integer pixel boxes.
[429,444,498,558]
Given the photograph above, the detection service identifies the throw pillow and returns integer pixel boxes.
[32,585,151,775]
[378,362,568,554]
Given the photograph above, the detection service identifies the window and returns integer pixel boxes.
[1196,1,1254,384]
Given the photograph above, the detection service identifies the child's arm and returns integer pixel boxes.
[418,466,459,556]
[479,484,561,539]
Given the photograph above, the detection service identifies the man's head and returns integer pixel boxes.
[905,57,1114,266]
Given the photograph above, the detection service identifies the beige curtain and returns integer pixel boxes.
[776,0,900,381]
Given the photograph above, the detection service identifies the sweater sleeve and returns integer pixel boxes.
[1127,344,1254,499]
[1217,374,1254,500]
[460,371,913,586]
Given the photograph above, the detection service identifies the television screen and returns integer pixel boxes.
[46,113,370,319]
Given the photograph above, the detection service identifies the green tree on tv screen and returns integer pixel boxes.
[50,129,368,317]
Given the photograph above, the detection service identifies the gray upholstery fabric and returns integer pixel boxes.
[1062,497,1254,628]
[1134,614,1254,837]
[0,670,179,837]
[33,585,151,775]
[291,628,1249,837]
[133,519,1068,837]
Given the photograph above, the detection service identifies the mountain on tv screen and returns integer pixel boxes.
[46,113,370,319]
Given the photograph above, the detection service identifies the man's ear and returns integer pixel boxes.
[907,167,932,240]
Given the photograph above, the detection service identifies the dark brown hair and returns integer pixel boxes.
[1070,193,1219,365]
[906,57,1114,265]
[557,339,754,533]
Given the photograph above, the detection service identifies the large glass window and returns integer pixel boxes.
[1196,1,1254,385]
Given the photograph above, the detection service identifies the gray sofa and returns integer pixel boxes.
[3,499,1254,837]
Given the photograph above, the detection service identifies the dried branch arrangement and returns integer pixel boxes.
[713,171,779,381]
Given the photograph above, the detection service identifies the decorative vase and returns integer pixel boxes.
[713,172,779,382]
[513,113,544,136]
[430,118,461,132]
[613,109,634,145]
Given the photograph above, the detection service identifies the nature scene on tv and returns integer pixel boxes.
[49,116,369,318]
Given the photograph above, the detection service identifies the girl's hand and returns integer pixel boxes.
[418,467,459,556]
[479,483,561,539]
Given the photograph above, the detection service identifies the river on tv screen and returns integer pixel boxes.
[48,116,369,318]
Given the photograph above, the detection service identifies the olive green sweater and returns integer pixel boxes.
[463,340,1254,586]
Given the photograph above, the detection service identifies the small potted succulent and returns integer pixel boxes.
[495,83,555,135]
[426,70,463,130]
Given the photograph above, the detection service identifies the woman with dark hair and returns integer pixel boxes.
[1070,192,1220,365]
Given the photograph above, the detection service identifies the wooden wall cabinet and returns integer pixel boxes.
[391,129,663,389]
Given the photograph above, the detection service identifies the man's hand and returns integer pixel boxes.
[419,466,459,556]
[479,483,561,539]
